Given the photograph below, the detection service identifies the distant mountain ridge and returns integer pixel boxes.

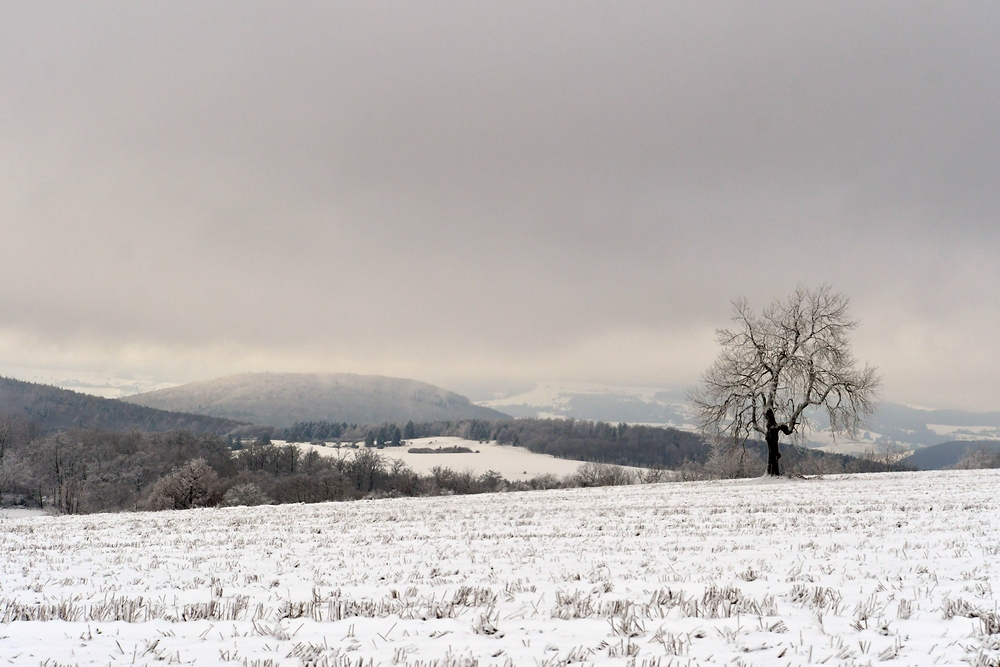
[0,375,242,434]
[864,404,1000,448]
[480,382,692,427]
[479,382,1000,453]
[902,440,1000,470]
[124,373,509,428]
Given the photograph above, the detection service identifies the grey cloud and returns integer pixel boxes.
[0,2,998,408]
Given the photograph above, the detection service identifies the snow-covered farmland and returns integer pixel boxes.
[2,470,1000,666]
[296,437,618,481]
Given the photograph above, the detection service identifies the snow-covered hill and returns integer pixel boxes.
[125,372,509,427]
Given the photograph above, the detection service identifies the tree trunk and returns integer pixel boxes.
[765,427,781,476]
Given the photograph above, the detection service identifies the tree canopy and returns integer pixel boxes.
[690,285,881,475]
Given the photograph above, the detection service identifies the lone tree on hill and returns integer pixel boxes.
[690,285,880,476]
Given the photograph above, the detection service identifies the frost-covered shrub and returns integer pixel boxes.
[952,447,1000,470]
[143,458,219,510]
[703,443,764,479]
[527,473,562,490]
[573,462,636,487]
[219,483,272,507]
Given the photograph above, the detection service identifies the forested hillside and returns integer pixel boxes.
[0,424,650,514]
[125,373,509,427]
[0,376,242,434]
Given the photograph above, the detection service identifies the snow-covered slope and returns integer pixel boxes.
[296,436,640,481]
[125,372,509,427]
[2,470,999,665]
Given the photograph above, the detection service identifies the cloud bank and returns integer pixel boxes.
[1,2,998,408]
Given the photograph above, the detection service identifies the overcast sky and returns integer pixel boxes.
[1,2,998,409]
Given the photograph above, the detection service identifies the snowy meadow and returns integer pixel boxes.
[295,437,623,481]
[1,469,999,666]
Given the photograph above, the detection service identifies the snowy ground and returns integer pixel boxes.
[296,437,627,481]
[2,469,999,666]
[0,508,46,518]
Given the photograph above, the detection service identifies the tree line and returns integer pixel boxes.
[0,410,913,514]
[0,414,667,514]
[279,417,913,475]
[278,420,412,447]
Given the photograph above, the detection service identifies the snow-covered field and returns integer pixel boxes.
[927,424,1000,441]
[297,437,615,481]
[2,470,1000,666]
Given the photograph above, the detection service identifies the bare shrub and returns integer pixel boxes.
[703,441,763,479]
[219,482,272,507]
[144,458,220,510]
[640,467,670,483]
[527,473,561,490]
[478,469,506,492]
[952,446,1000,470]
[348,448,385,493]
[573,462,636,487]
[431,466,476,494]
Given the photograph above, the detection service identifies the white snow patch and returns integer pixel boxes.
[297,437,618,481]
[926,423,1000,439]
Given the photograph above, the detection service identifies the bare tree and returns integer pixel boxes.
[690,285,881,476]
